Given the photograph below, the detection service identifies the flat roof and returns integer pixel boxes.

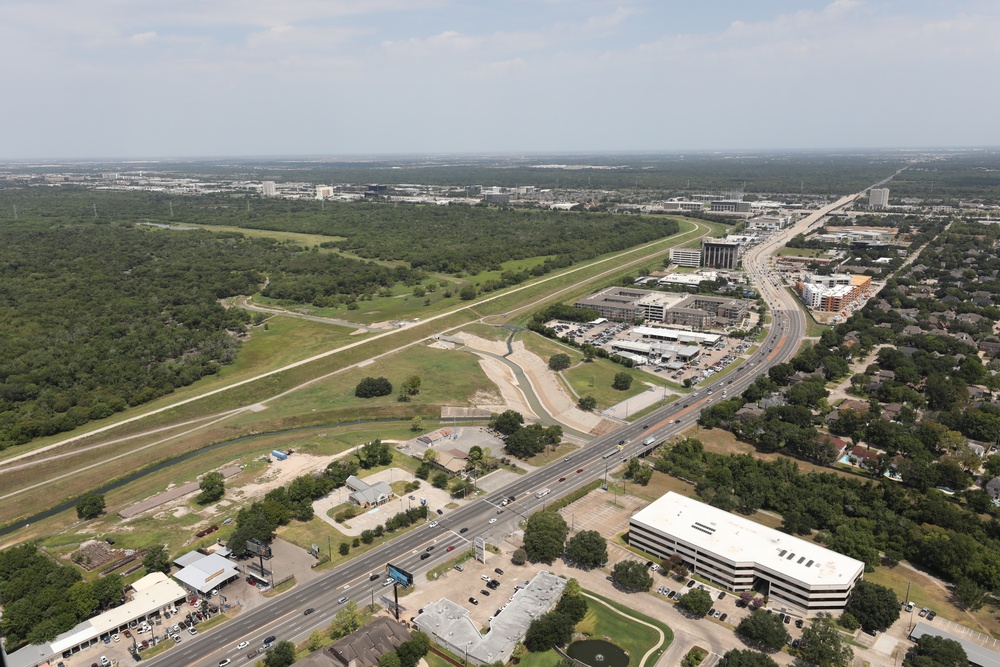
[911,621,1000,667]
[6,573,187,667]
[173,553,239,594]
[632,327,721,345]
[415,571,566,665]
[630,492,864,590]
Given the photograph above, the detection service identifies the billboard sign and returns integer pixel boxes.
[247,538,272,558]
[474,536,487,564]
[386,563,414,588]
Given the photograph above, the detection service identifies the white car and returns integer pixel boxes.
[111,634,120,643]
[237,641,250,650]
[489,518,497,524]
[219,660,232,667]
[429,521,438,527]
[100,657,110,667]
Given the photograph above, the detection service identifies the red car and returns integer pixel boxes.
[576,468,583,473]
[446,545,455,551]
[558,477,566,482]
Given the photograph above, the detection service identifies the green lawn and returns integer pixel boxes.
[562,361,652,410]
[521,589,673,667]
[226,343,498,426]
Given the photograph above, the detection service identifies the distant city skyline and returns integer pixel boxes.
[2,0,998,159]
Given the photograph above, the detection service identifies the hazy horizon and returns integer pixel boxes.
[4,0,999,160]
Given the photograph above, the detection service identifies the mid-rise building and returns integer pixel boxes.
[869,188,889,209]
[316,185,334,199]
[669,248,702,267]
[796,274,872,312]
[574,286,652,321]
[701,239,741,270]
[710,200,752,213]
[629,492,864,613]
[262,181,277,196]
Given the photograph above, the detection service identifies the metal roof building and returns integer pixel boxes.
[910,621,1000,667]
[172,551,239,595]
[4,573,186,667]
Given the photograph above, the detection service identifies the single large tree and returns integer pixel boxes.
[143,545,171,574]
[798,614,853,667]
[75,493,106,520]
[564,530,608,569]
[523,511,570,563]
[524,612,574,652]
[548,354,572,371]
[736,609,789,651]
[263,641,296,667]
[843,580,899,632]
[717,650,779,667]
[329,600,364,639]
[676,587,713,617]
[612,372,633,391]
[197,472,225,504]
[611,560,653,593]
[905,634,968,667]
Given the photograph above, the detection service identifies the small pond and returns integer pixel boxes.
[567,639,629,667]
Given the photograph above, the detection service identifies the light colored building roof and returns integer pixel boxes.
[173,552,239,594]
[632,326,721,345]
[631,492,864,591]
[346,475,394,506]
[415,571,566,666]
[6,573,187,667]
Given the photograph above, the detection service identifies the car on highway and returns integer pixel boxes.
[237,641,250,650]
[489,518,497,524]
[304,608,315,615]
[219,660,231,667]
[446,545,455,551]
[429,521,438,527]
[558,477,566,482]
[263,636,277,647]
[576,468,583,473]
[370,573,380,581]
[460,527,468,533]
[618,439,626,445]
[564,457,571,462]
[420,553,430,560]
[426,545,434,551]
[338,596,349,604]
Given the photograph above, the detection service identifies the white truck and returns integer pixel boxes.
[643,436,656,446]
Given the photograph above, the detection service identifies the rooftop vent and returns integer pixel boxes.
[797,557,805,564]
[806,560,814,567]
[779,550,787,557]
[786,553,795,560]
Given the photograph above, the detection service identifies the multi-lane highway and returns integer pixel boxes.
[154,192,864,667]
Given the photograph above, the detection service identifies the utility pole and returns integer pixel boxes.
[12,205,17,219]
[93,203,98,218]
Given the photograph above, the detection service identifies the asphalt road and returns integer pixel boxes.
[151,194,864,667]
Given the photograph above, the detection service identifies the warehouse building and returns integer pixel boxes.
[629,493,864,613]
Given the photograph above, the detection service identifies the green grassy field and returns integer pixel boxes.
[562,361,651,410]
[520,589,673,667]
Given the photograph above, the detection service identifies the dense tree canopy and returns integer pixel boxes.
[676,587,712,616]
[523,511,570,563]
[905,635,968,667]
[736,609,789,651]
[75,493,106,519]
[717,650,779,667]
[564,530,608,569]
[611,560,653,593]
[843,581,899,632]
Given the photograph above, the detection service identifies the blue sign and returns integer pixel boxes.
[386,563,413,588]
[420,498,427,506]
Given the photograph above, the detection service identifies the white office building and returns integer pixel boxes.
[629,493,864,613]
[669,248,702,268]
[869,188,889,209]
[261,181,277,196]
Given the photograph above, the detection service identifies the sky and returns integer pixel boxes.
[2,0,999,159]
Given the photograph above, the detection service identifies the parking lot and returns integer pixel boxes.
[546,319,755,390]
